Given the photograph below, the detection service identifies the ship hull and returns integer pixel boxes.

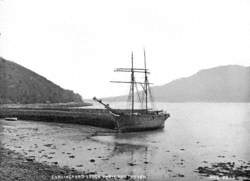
[113,113,170,132]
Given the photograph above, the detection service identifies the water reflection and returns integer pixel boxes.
[103,129,165,157]
[0,120,3,147]
[114,129,165,140]
[110,142,146,156]
[108,139,151,179]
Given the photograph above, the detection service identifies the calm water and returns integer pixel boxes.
[0,103,250,180]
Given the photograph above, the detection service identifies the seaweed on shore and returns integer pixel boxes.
[195,161,250,180]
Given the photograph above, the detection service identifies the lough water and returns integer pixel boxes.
[0,103,250,180]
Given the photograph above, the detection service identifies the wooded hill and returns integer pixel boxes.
[0,57,83,104]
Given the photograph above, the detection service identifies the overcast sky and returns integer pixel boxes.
[0,0,250,99]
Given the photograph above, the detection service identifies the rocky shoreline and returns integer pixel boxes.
[0,145,142,181]
[0,145,81,181]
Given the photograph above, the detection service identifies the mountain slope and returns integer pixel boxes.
[0,57,83,104]
[104,65,250,102]
[152,65,250,102]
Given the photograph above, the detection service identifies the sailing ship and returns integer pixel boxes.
[93,50,170,132]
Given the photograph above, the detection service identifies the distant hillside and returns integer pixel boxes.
[104,65,250,102]
[0,57,83,104]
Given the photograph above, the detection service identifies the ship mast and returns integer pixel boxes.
[131,52,135,114]
[144,49,148,112]
[111,51,151,114]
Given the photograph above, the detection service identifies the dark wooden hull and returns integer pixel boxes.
[113,113,170,132]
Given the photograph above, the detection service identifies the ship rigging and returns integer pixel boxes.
[93,50,170,132]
